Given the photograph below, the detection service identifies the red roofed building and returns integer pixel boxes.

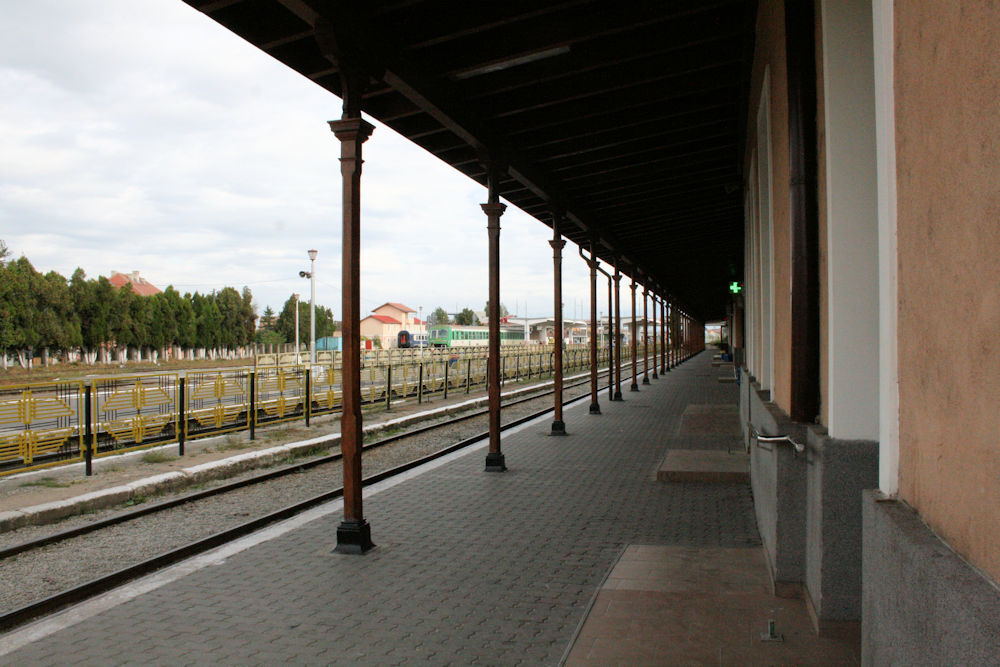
[108,271,162,296]
[372,302,416,327]
[360,303,423,348]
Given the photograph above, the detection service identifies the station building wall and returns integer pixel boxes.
[892,0,1000,585]
[741,0,1000,655]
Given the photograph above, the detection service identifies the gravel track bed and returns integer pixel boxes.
[0,381,594,614]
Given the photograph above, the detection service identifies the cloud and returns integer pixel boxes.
[0,0,633,324]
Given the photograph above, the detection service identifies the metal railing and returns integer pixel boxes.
[748,423,806,454]
[0,344,626,477]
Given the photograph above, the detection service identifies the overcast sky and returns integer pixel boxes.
[0,0,640,323]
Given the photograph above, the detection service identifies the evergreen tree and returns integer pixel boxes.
[275,294,309,346]
[5,257,42,364]
[215,286,244,349]
[314,305,335,339]
[484,301,510,319]
[260,306,277,330]
[176,292,197,349]
[240,287,257,346]
[193,292,223,351]
[429,306,450,324]
[38,270,81,354]
[454,308,478,325]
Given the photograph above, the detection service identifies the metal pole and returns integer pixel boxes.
[84,382,93,477]
[630,278,639,392]
[661,295,668,373]
[650,290,658,380]
[294,293,300,364]
[305,367,312,426]
[178,375,186,455]
[249,371,256,440]
[329,92,375,553]
[642,286,650,384]
[594,262,614,400]
[308,249,317,365]
[385,363,391,411]
[483,164,506,472]
[585,243,600,414]
[613,260,623,400]
[550,211,566,435]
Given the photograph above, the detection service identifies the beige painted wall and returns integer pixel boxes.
[746,0,793,411]
[358,317,400,349]
[894,1,1000,581]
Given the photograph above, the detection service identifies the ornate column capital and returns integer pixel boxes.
[480,202,507,217]
[328,117,375,143]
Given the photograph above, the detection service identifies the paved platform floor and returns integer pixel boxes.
[0,352,859,665]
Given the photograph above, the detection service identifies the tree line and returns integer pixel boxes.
[0,247,260,368]
[256,295,336,348]
[427,303,510,326]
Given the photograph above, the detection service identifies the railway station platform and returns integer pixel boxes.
[0,351,860,665]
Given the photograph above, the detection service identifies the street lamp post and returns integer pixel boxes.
[294,293,301,364]
[299,250,318,365]
[308,249,317,364]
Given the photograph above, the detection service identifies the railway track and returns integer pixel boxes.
[0,373,609,632]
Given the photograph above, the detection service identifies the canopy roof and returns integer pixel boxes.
[184,0,756,319]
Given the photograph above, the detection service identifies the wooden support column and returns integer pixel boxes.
[582,242,601,415]
[613,260,623,401]
[549,212,567,435]
[329,82,375,555]
[483,167,507,472]
[650,289,658,380]
[629,278,639,391]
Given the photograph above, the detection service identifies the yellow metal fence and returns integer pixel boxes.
[1,344,630,476]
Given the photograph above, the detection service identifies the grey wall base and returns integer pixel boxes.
[741,369,878,634]
[862,491,1000,666]
[805,427,877,633]
[740,373,808,597]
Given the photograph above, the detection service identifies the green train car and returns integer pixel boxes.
[428,324,526,347]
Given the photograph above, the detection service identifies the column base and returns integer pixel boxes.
[550,420,567,435]
[485,451,507,472]
[652,371,659,379]
[642,376,651,385]
[589,402,601,415]
[334,519,374,555]
[630,383,639,392]
[613,390,623,401]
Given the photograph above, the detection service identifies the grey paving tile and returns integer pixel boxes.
[3,353,756,665]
